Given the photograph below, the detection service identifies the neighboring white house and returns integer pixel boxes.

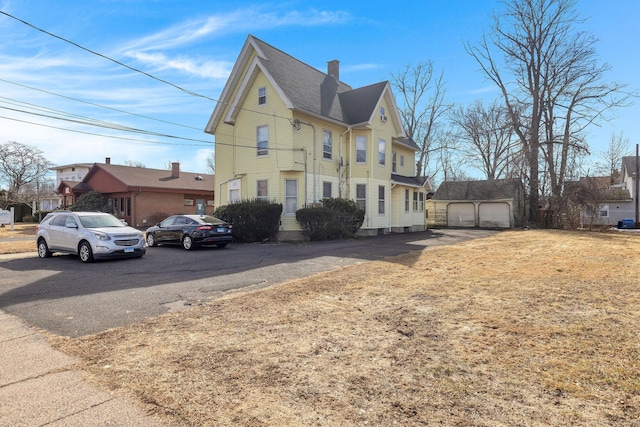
[41,163,93,211]
[582,156,638,227]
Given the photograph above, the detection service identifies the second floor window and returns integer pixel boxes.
[356,136,367,163]
[258,87,266,105]
[404,189,410,212]
[257,125,268,156]
[257,180,268,200]
[378,139,386,166]
[392,151,397,173]
[323,130,332,160]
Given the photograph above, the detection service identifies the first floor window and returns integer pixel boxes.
[404,189,410,212]
[356,184,366,212]
[413,191,418,211]
[285,179,298,215]
[323,130,332,160]
[378,185,385,214]
[356,136,367,163]
[257,125,268,156]
[257,180,268,200]
[600,205,609,217]
[419,192,425,212]
[229,189,240,203]
[323,181,332,199]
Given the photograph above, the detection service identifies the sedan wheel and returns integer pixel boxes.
[37,239,52,258]
[79,241,94,263]
[182,235,194,250]
[146,233,157,247]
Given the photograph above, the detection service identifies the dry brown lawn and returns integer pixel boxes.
[0,223,36,254]
[35,230,640,425]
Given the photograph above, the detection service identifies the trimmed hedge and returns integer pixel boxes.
[296,198,364,241]
[214,199,282,243]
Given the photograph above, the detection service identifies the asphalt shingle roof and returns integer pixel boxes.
[432,179,523,201]
[87,163,214,191]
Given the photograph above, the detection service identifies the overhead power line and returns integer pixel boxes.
[0,10,295,124]
[0,10,217,103]
[0,114,211,146]
[0,78,203,131]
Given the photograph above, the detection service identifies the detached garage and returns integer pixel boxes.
[427,179,526,229]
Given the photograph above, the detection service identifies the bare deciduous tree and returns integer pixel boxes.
[390,62,451,177]
[466,0,629,224]
[124,160,145,168]
[206,151,215,175]
[450,100,518,180]
[595,132,631,184]
[0,141,53,208]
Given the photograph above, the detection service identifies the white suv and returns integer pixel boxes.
[36,211,146,262]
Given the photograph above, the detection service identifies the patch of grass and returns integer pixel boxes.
[50,230,640,426]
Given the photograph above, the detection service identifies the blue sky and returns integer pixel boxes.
[0,0,638,179]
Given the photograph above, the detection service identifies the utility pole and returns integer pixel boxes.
[635,144,639,227]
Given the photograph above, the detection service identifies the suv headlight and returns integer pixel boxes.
[94,232,111,241]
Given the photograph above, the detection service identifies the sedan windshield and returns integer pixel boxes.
[79,215,126,228]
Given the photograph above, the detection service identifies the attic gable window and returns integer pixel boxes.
[258,87,266,105]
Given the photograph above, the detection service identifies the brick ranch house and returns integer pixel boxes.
[57,158,215,228]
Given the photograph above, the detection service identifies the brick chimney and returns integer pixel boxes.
[105,157,111,164]
[327,59,339,82]
[171,162,180,178]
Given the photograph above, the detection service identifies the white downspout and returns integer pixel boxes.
[339,126,351,198]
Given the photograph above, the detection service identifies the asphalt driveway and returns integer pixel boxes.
[0,229,499,337]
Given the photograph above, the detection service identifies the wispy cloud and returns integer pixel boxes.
[123,6,352,53]
[120,6,352,78]
[128,52,232,79]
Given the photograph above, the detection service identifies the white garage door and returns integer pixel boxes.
[447,203,475,227]
[479,202,510,228]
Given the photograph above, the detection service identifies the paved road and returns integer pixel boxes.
[0,229,499,337]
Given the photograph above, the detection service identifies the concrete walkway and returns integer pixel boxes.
[0,310,165,426]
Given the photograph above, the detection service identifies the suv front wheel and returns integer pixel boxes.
[37,238,52,258]
[78,241,94,263]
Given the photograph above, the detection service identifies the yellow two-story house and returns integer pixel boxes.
[205,35,431,240]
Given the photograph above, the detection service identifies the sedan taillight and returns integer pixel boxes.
[196,225,213,231]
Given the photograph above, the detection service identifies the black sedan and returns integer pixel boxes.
[145,215,233,250]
